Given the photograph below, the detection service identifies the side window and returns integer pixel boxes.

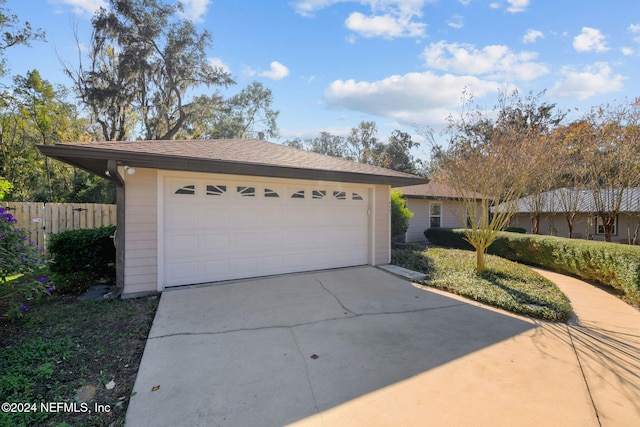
[429,202,442,228]
[595,215,617,235]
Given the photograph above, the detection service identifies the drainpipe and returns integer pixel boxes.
[104,159,124,299]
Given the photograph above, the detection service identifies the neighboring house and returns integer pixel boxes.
[507,187,640,243]
[399,182,484,243]
[39,139,426,297]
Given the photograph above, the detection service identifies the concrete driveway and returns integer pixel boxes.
[125,266,637,426]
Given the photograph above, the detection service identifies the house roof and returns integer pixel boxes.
[399,181,484,200]
[38,139,427,187]
[508,187,640,214]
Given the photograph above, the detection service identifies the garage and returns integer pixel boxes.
[38,138,426,297]
[162,173,370,286]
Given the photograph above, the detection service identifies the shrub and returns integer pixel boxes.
[424,227,473,250]
[1,207,53,318]
[428,228,640,304]
[48,226,116,294]
[504,226,527,234]
[391,189,413,242]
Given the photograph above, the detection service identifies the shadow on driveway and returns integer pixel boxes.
[126,266,536,426]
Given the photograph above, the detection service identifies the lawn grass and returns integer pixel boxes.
[0,286,158,427]
[392,246,573,322]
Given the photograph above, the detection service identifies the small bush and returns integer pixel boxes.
[391,189,413,242]
[48,226,116,294]
[428,228,640,304]
[504,227,527,234]
[424,227,473,250]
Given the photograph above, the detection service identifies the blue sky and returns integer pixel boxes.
[5,0,640,159]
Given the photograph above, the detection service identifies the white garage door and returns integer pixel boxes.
[162,175,370,287]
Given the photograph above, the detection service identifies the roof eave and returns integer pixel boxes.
[38,145,427,187]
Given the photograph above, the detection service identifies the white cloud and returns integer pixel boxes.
[488,0,529,13]
[178,0,211,23]
[573,27,609,52]
[292,0,430,39]
[292,0,343,17]
[52,0,107,15]
[259,61,290,80]
[506,0,529,13]
[629,23,640,44]
[422,41,549,81]
[447,15,464,29]
[345,11,426,38]
[523,29,543,44]
[550,62,625,100]
[324,71,500,125]
[622,47,634,56]
[208,57,230,74]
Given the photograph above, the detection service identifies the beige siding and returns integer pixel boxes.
[510,212,640,243]
[405,199,474,243]
[123,168,158,296]
[405,199,429,242]
[373,185,391,264]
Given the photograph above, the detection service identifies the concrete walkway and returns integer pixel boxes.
[125,266,640,427]
[531,268,640,426]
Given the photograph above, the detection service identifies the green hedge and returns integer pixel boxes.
[424,228,640,303]
[48,226,117,294]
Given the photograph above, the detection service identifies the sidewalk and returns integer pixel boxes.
[531,268,640,426]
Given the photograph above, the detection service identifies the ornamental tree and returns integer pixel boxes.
[420,90,556,273]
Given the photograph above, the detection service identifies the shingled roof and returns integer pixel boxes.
[399,181,485,200]
[38,139,427,187]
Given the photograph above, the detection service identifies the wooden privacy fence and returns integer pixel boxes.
[2,202,117,252]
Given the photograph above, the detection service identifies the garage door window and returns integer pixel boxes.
[264,188,279,198]
[237,186,255,197]
[291,190,305,199]
[175,185,195,195]
[206,185,226,196]
[333,191,346,200]
[352,192,363,201]
[312,190,326,199]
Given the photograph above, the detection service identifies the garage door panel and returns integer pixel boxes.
[259,254,285,274]
[167,261,200,285]
[203,259,231,280]
[235,207,260,224]
[203,233,231,255]
[163,177,370,286]
[165,233,200,258]
[259,231,284,249]
[231,232,260,250]
[166,206,202,230]
[202,208,231,227]
[229,257,261,277]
